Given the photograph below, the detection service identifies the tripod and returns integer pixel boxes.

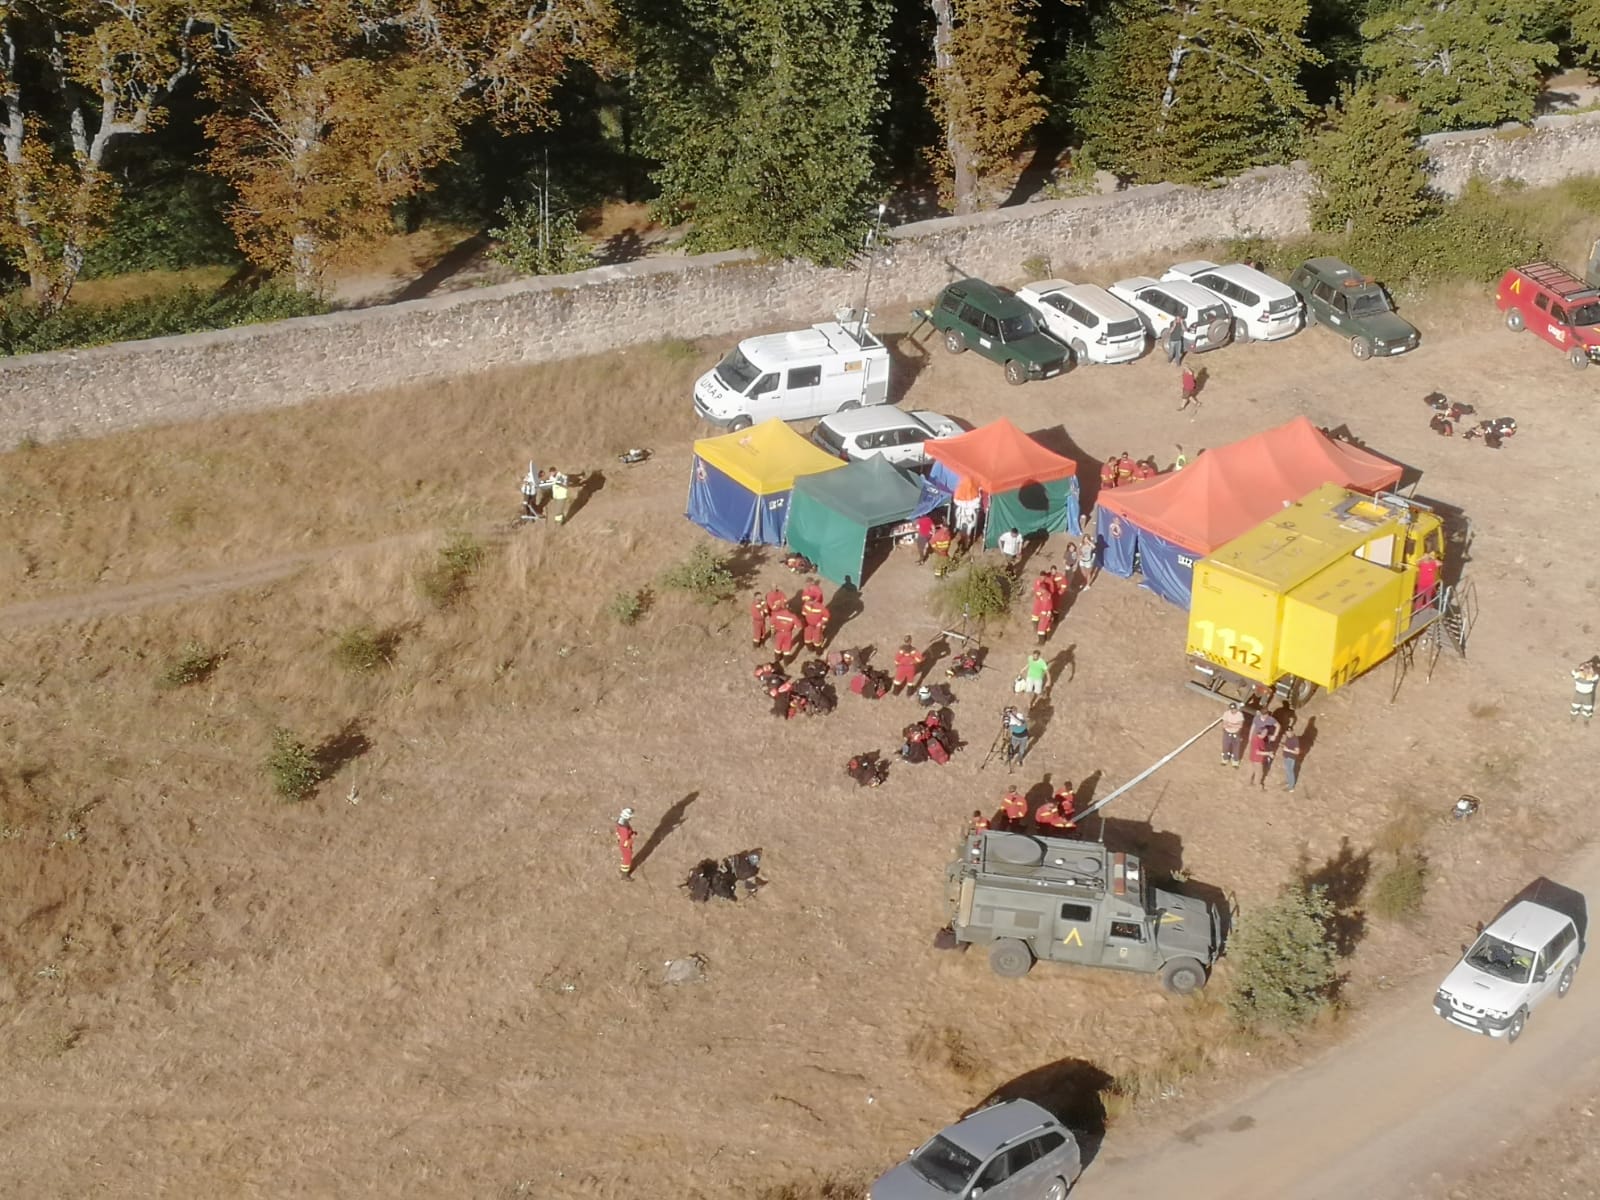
[979,714,1015,772]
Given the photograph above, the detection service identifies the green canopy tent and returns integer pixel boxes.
[785,455,947,587]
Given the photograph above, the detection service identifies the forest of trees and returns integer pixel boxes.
[0,0,1595,321]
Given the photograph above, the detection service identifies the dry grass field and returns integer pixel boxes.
[2,278,1598,1198]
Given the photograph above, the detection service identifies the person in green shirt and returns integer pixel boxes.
[1019,649,1050,706]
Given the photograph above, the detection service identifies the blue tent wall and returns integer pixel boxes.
[686,455,794,544]
[1095,507,1197,607]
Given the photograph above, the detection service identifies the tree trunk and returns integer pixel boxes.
[291,229,320,294]
[931,0,979,215]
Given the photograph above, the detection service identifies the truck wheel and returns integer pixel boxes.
[838,400,860,411]
[1505,308,1525,332]
[728,415,753,432]
[1506,1007,1527,1043]
[1286,677,1317,708]
[989,938,1034,978]
[1558,963,1576,998]
[1232,318,1251,344]
[1070,338,1088,361]
[1570,345,1590,370]
[944,330,967,355]
[1160,957,1208,995]
[1044,1178,1071,1200]
[1350,336,1373,361]
[1003,359,1029,387]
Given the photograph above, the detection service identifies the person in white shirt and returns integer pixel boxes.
[997,527,1023,576]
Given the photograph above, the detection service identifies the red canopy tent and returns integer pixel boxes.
[925,419,1080,547]
[1094,416,1403,605]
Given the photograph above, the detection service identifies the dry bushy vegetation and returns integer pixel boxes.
[1,295,1597,1196]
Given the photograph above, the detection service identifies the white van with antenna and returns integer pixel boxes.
[693,309,891,431]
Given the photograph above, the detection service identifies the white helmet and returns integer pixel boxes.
[618,808,634,823]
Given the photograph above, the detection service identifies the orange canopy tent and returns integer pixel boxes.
[1094,416,1403,606]
[925,418,1080,546]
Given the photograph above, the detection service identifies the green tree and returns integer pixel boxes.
[1360,0,1556,133]
[927,0,1046,214]
[206,0,619,291]
[627,0,891,264]
[0,0,228,313]
[1227,885,1339,1030]
[1306,83,1430,234]
[1576,0,1600,70]
[1079,0,1320,184]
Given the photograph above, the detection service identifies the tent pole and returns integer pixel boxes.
[1078,717,1223,825]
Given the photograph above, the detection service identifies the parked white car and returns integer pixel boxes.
[1433,899,1581,1043]
[1107,276,1233,353]
[810,406,962,468]
[1015,280,1148,364]
[1162,260,1304,342]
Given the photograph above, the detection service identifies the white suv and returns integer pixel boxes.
[1434,899,1581,1043]
[810,407,961,468]
[1015,280,1148,364]
[1108,276,1233,353]
[1162,260,1304,343]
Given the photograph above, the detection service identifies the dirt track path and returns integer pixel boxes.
[0,530,460,633]
[1076,843,1600,1200]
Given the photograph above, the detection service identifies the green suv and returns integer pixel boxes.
[1288,257,1420,361]
[930,279,1070,385]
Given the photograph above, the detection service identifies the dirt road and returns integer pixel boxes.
[1077,844,1600,1200]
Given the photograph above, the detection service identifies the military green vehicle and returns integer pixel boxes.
[941,831,1222,993]
[1288,257,1420,361]
[929,279,1071,385]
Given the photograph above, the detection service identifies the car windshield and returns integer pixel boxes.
[1268,295,1300,314]
[999,313,1040,340]
[1349,290,1393,316]
[908,1136,980,1192]
[713,348,762,394]
[1465,933,1534,983]
[1107,318,1143,337]
[1571,302,1600,326]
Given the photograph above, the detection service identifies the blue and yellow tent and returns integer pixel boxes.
[686,420,847,544]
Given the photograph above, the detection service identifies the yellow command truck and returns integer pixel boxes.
[1186,483,1446,705]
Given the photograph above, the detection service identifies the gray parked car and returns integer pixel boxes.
[869,1098,1082,1200]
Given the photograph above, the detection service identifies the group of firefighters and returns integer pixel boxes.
[751,579,832,657]
[968,780,1080,838]
[1098,450,1165,491]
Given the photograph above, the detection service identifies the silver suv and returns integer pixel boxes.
[870,1098,1082,1200]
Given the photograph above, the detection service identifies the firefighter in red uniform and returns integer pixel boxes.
[750,593,770,648]
[771,607,803,659]
[1100,455,1119,491]
[1034,785,1076,832]
[968,810,990,835]
[800,577,826,611]
[1000,786,1028,830]
[928,522,954,578]
[892,638,925,693]
[803,602,831,651]
[765,586,792,618]
[1031,574,1056,642]
[615,808,636,879]
[1050,563,1072,609]
[1134,459,1158,481]
[1117,451,1137,486]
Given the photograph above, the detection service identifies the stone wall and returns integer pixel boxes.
[5,111,1599,450]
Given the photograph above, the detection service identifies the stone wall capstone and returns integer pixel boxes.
[4,111,1599,450]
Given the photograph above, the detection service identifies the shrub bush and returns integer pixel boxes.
[605,589,645,625]
[936,562,1013,621]
[1227,886,1339,1030]
[488,198,597,276]
[658,544,735,604]
[1370,851,1429,921]
[416,533,486,610]
[332,626,398,673]
[265,728,322,801]
[0,285,328,358]
[157,642,223,689]
[80,166,241,277]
